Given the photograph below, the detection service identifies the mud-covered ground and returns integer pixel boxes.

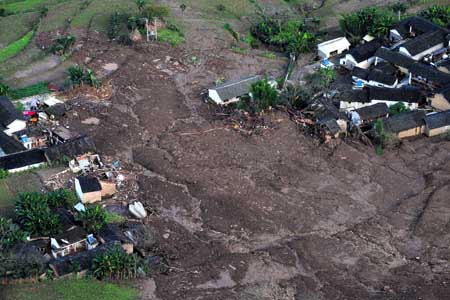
[58,34,450,300]
[48,3,450,298]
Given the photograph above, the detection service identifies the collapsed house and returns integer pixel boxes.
[44,136,96,163]
[208,75,262,105]
[51,226,98,258]
[429,85,450,111]
[353,103,389,125]
[75,176,103,204]
[0,96,27,136]
[0,131,25,157]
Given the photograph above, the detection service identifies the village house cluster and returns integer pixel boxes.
[316,16,450,140]
[206,16,450,143]
[0,91,150,278]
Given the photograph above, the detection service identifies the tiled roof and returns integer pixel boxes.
[0,96,22,127]
[425,110,450,130]
[355,103,389,120]
[211,75,262,101]
[368,86,423,103]
[374,48,415,69]
[384,110,426,133]
[348,39,383,63]
[400,29,448,56]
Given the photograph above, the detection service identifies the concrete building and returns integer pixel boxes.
[424,110,450,137]
[317,37,351,59]
[384,110,426,139]
[75,176,102,204]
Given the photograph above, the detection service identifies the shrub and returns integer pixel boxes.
[340,7,395,41]
[237,79,279,113]
[76,205,107,233]
[0,83,11,96]
[50,35,75,55]
[136,0,146,11]
[15,192,61,237]
[280,83,312,109]
[145,4,170,20]
[420,5,450,27]
[388,102,410,116]
[92,246,143,280]
[158,29,185,46]
[8,82,50,100]
[224,23,239,42]
[46,189,78,208]
[67,66,101,88]
[0,252,46,279]
[0,218,27,251]
[216,4,226,12]
[0,30,34,63]
[0,168,9,179]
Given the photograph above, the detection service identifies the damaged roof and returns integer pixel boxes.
[53,226,87,245]
[374,48,415,69]
[352,67,369,80]
[392,16,443,37]
[210,75,262,101]
[409,62,450,86]
[355,103,389,121]
[0,96,22,127]
[0,131,25,156]
[76,176,102,193]
[45,136,96,163]
[368,86,423,103]
[384,110,426,133]
[0,148,46,170]
[425,110,450,130]
[367,69,397,86]
[400,29,449,56]
[348,39,383,63]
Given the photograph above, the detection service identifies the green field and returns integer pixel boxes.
[0,278,139,300]
[0,173,42,218]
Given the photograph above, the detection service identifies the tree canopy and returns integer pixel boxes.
[420,5,450,27]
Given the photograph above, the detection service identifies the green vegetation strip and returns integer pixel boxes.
[1,0,48,13]
[0,30,34,63]
[1,278,139,300]
[9,82,50,99]
[158,29,185,46]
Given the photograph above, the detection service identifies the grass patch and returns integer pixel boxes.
[230,46,248,54]
[158,28,185,46]
[1,278,139,300]
[9,82,50,99]
[0,172,42,218]
[259,51,277,59]
[0,11,38,47]
[105,212,127,224]
[0,30,34,63]
[0,0,48,13]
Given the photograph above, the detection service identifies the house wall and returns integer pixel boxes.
[208,89,223,105]
[9,162,46,173]
[340,100,418,111]
[430,94,450,111]
[426,126,450,137]
[3,120,27,136]
[389,29,402,41]
[318,44,349,59]
[367,79,398,88]
[412,43,444,61]
[437,66,450,74]
[75,179,83,201]
[82,191,102,204]
[397,125,424,139]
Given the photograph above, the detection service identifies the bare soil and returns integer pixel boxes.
[22,2,450,299]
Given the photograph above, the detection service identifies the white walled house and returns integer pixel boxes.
[317,37,350,59]
[340,39,382,70]
[75,176,102,204]
[398,29,449,61]
[0,96,26,136]
[340,87,422,111]
[0,149,47,173]
[389,16,442,42]
[208,75,262,105]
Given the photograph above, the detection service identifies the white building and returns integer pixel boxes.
[398,29,449,61]
[340,39,382,70]
[317,37,350,59]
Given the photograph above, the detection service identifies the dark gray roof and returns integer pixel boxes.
[76,176,101,193]
[0,96,22,127]
[355,103,389,121]
[425,110,450,130]
[211,75,262,101]
[374,61,397,74]
[53,226,87,245]
[348,39,383,63]
[314,98,346,124]
[352,67,369,80]
[400,29,448,56]
[323,119,341,135]
[0,148,46,170]
[384,110,426,133]
[392,16,442,37]
[437,59,450,70]
[368,86,423,103]
[409,62,450,86]
[0,131,25,155]
[367,69,397,85]
[45,136,96,162]
[436,85,450,101]
[350,89,370,103]
[45,103,67,119]
[374,48,415,69]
